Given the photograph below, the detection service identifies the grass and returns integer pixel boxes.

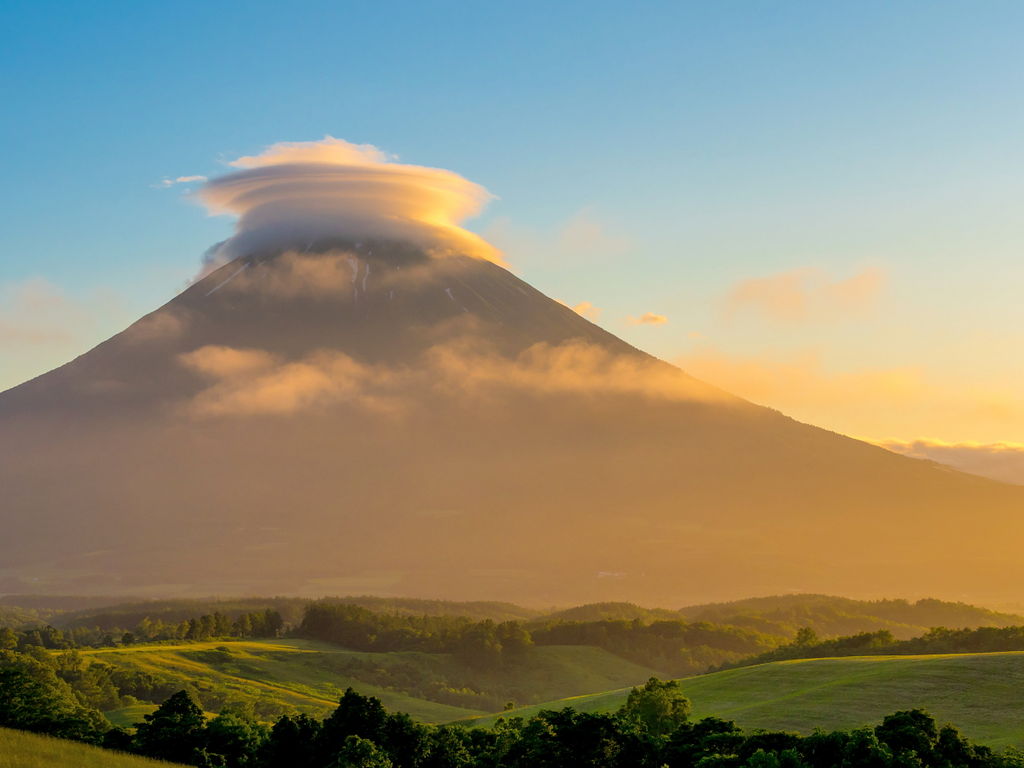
[0,728,184,768]
[77,638,657,726]
[83,639,477,723]
[104,703,160,729]
[463,651,1024,748]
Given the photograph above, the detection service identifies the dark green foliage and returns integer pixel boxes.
[331,734,394,768]
[619,677,691,738]
[260,714,322,768]
[300,604,772,677]
[204,708,269,767]
[299,606,535,670]
[133,690,207,764]
[0,649,107,743]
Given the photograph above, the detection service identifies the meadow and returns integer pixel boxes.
[80,637,659,725]
[0,727,184,768]
[464,650,1024,747]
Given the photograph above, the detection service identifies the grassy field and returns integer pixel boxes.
[79,638,658,726]
[0,728,184,768]
[463,651,1024,748]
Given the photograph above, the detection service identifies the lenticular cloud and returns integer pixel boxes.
[195,136,500,269]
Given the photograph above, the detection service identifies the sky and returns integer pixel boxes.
[2,0,1023,453]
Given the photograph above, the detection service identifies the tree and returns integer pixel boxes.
[0,627,17,650]
[205,708,267,767]
[619,677,691,738]
[456,621,503,668]
[260,713,322,768]
[421,725,473,768]
[319,688,390,764]
[233,614,253,638]
[331,735,393,768]
[793,627,818,647]
[874,709,938,761]
[134,689,207,764]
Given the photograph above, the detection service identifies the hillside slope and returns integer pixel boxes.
[75,638,659,724]
[466,651,1024,747]
[0,728,184,768]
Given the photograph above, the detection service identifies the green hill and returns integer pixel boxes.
[0,727,184,768]
[77,638,658,725]
[537,602,683,624]
[677,595,1024,640]
[465,650,1024,748]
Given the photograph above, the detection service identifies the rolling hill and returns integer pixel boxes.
[74,638,659,725]
[464,650,1024,747]
[675,595,1024,640]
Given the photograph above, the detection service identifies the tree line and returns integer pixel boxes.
[297,604,775,675]
[0,609,284,650]
[721,625,1024,670]
[12,601,1024,684]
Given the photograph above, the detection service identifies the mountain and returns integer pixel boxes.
[2,242,1023,605]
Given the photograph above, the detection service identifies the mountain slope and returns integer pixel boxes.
[1,243,1023,604]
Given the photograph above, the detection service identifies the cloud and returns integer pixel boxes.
[723,266,885,324]
[878,439,1024,486]
[156,175,208,188]
[180,345,277,379]
[193,136,499,271]
[0,279,79,346]
[180,345,383,417]
[557,300,602,320]
[425,339,720,403]
[179,339,729,418]
[215,251,357,299]
[627,312,668,326]
[676,345,1024,447]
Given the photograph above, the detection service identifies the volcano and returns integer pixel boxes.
[2,242,1022,605]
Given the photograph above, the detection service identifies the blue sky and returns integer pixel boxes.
[2,1,1023,444]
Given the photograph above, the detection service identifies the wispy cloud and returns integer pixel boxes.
[723,266,885,324]
[627,312,668,326]
[557,299,602,320]
[878,439,1024,486]
[178,339,729,418]
[155,175,208,188]
[0,279,95,347]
